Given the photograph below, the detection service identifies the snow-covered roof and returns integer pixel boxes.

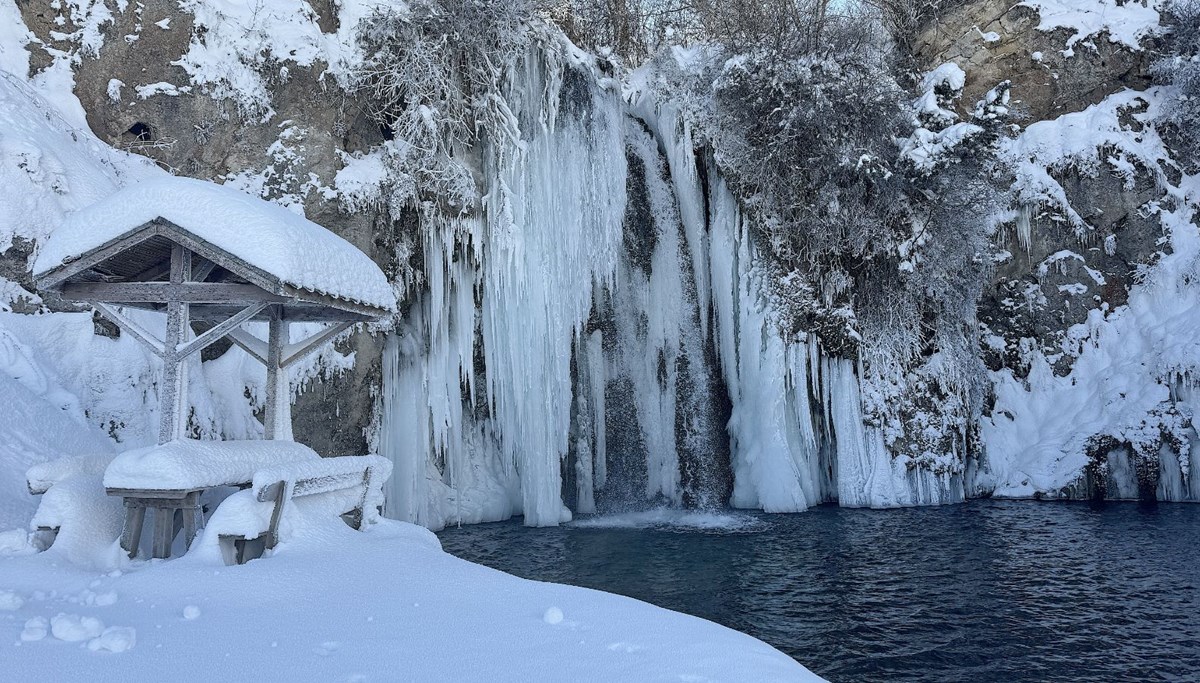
[33,176,396,312]
[103,439,320,491]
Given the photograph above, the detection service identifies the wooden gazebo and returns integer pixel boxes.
[33,176,397,444]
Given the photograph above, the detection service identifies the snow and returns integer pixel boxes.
[1002,88,1167,235]
[980,86,1200,501]
[105,78,124,102]
[902,122,985,172]
[103,439,320,490]
[172,0,394,120]
[26,453,117,494]
[0,71,157,258]
[0,590,24,610]
[87,625,137,653]
[20,617,48,642]
[50,612,105,642]
[0,318,119,532]
[32,175,397,311]
[0,0,35,78]
[134,81,190,98]
[1020,0,1164,52]
[0,510,818,681]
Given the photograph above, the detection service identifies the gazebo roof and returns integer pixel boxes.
[33,176,396,319]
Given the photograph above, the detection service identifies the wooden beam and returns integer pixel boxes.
[35,221,161,290]
[175,302,268,360]
[93,302,167,357]
[281,321,356,368]
[60,282,288,304]
[155,219,287,297]
[226,327,267,365]
[158,244,190,444]
[190,257,217,282]
[263,305,289,440]
[281,282,393,319]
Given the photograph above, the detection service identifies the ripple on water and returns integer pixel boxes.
[568,508,770,534]
[438,501,1200,683]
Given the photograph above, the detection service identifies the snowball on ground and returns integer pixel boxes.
[103,439,320,490]
[31,175,397,311]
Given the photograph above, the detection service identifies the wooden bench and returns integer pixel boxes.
[219,455,390,565]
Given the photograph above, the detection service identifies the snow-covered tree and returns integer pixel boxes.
[1153,0,1200,169]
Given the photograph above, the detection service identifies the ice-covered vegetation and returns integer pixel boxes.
[1153,0,1200,168]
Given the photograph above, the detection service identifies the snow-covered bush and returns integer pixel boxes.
[870,0,970,67]
[1152,0,1200,169]
[349,0,535,212]
[543,0,701,66]
[707,50,906,270]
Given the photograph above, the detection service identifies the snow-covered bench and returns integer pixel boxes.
[26,453,118,550]
[219,455,391,565]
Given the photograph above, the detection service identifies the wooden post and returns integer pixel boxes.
[158,245,191,444]
[263,304,290,440]
[119,502,146,558]
[151,505,174,559]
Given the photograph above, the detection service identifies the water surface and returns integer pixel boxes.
[438,501,1200,682]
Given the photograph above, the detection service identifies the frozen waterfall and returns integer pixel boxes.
[379,46,961,529]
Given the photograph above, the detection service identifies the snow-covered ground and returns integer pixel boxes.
[0,510,816,681]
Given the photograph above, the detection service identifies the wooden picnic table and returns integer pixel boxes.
[106,485,235,560]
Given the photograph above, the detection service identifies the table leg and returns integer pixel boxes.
[182,491,203,549]
[152,506,174,559]
[120,504,146,558]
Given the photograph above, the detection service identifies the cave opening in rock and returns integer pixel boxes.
[127,122,153,141]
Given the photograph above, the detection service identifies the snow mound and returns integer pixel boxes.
[32,175,397,311]
[26,452,117,494]
[50,613,105,642]
[103,439,320,490]
[21,617,48,642]
[0,589,24,610]
[87,626,136,653]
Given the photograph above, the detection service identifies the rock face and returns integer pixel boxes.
[914,0,1153,123]
[916,1,1164,378]
[917,1,1198,502]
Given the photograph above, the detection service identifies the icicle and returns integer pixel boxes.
[1015,204,1033,252]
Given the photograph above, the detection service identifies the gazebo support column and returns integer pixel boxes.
[159,245,191,444]
[263,304,291,441]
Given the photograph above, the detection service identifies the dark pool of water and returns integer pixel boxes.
[437,501,1200,682]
